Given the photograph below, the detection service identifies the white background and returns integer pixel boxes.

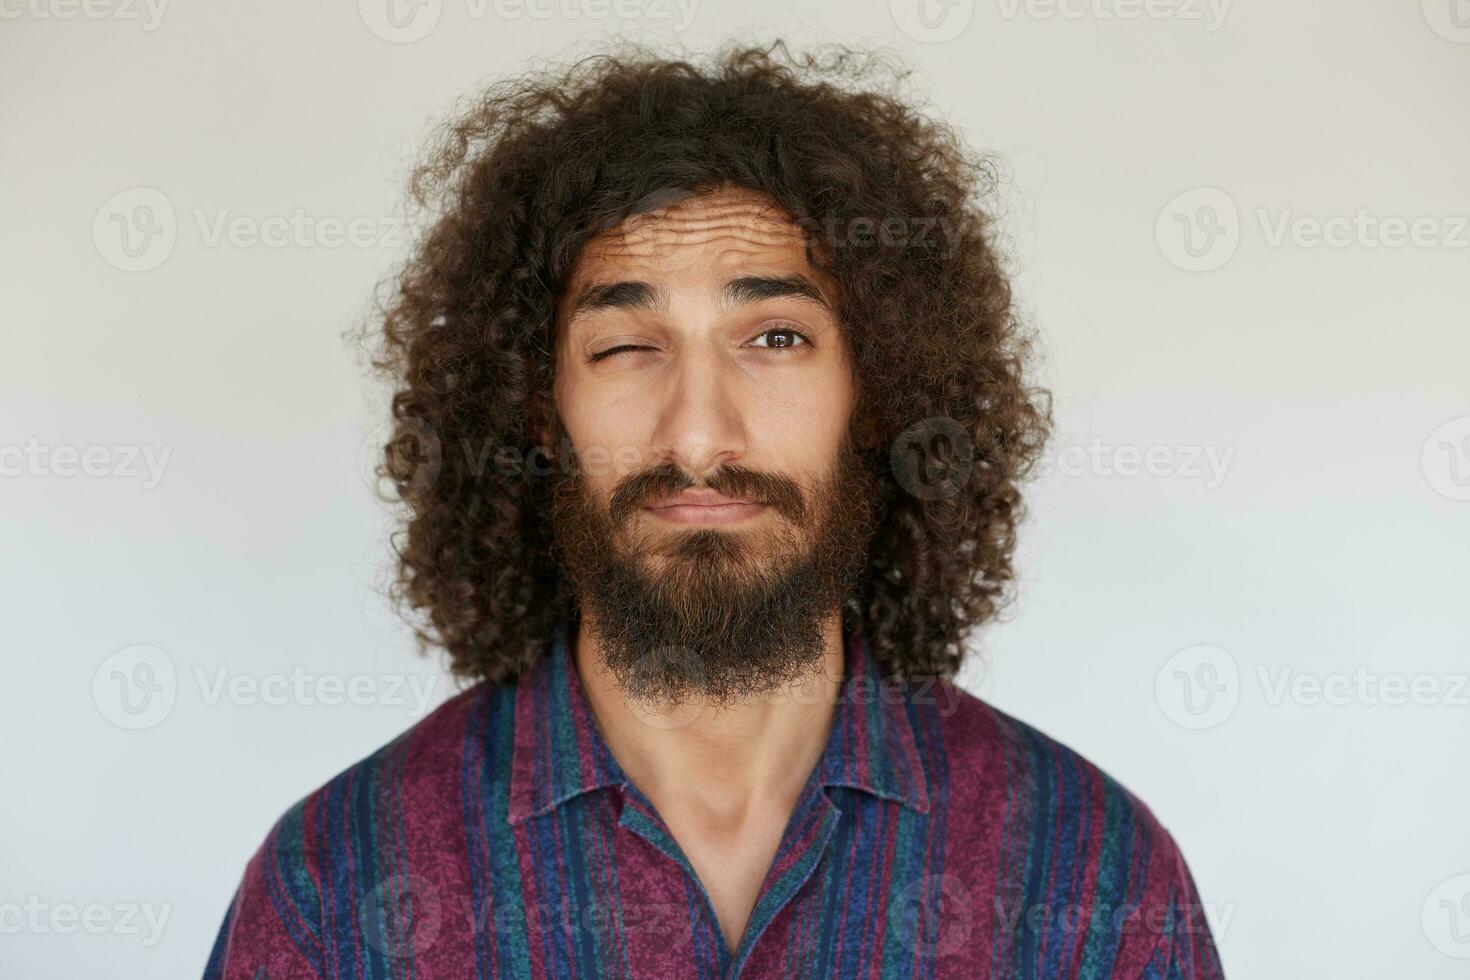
[3,1,1468,976]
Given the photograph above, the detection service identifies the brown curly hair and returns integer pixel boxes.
[360,39,1052,687]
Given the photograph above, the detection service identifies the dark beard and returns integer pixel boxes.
[549,425,879,708]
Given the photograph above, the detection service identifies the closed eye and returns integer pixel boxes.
[587,343,649,364]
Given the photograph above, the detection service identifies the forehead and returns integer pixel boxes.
[563,186,820,291]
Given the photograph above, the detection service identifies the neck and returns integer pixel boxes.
[571,610,847,823]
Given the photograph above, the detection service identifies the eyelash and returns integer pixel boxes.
[588,325,813,363]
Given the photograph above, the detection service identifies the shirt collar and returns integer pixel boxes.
[507,617,931,825]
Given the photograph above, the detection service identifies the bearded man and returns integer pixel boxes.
[205,42,1224,979]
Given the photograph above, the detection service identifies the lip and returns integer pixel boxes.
[643,490,767,526]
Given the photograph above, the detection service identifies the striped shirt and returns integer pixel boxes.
[205,619,1224,978]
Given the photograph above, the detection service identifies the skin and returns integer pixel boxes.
[550,185,859,954]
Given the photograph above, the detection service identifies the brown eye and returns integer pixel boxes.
[749,326,811,350]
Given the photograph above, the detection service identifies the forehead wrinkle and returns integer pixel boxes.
[560,194,829,335]
[609,197,806,252]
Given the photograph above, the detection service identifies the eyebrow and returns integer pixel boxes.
[563,274,830,328]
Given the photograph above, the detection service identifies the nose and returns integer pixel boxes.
[647,342,748,480]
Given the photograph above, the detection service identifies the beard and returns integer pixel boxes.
[549,422,880,708]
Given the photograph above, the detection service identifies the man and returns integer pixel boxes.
[205,42,1224,978]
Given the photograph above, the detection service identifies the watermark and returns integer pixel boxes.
[888,874,975,958]
[1257,209,1469,251]
[1155,644,1240,730]
[93,188,176,273]
[1423,874,1470,958]
[358,874,692,957]
[0,0,167,30]
[1422,0,1470,43]
[0,897,171,947]
[1422,416,1470,502]
[93,187,410,272]
[624,654,968,730]
[995,0,1230,31]
[358,420,656,502]
[1157,644,1470,729]
[1036,438,1235,489]
[357,0,698,43]
[991,896,1234,941]
[0,438,171,488]
[193,665,440,714]
[192,208,409,251]
[1158,187,1470,271]
[767,668,967,717]
[92,644,442,730]
[794,212,972,260]
[360,874,443,959]
[1156,187,1239,272]
[92,645,177,730]
[1258,666,1469,708]
[890,417,976,501]
[359,416,445,502]
[885,876,1232,960]
[358,418,1233,505]
[359,421,768,502]
[363,416,959,506]
[890,0,976,43]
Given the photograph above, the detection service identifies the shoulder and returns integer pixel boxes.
[922,678,1176,849]
[207,681,517,977]
[916,681,1219,973]
[241,677,514,889]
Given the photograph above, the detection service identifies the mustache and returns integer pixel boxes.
[608,460,808,526]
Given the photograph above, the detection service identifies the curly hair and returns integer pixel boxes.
[361,39,1051,687]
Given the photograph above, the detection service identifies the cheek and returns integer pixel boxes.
[558,395,656,485]
[750,361,854,450]
[557,369,615,445]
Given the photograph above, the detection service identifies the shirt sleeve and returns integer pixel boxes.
[204,799,328,980]
[1138,831,1226,979]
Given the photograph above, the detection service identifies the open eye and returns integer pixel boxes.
[748,325,812,350]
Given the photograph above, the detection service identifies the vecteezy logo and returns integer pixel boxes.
[890,0,975,43]
[890,416,976,501]
[93,644,178,730]
[358,416,443,502]
[1422,874,1470,957]
[1421,416,1470,502]
[93,188,177,272]
[360,874,443,958]
[359,0,442,42]
[1155,187,1240,272]
[1422,0,1470,42]
[1155,643,1239,729]
[888,873,974,958]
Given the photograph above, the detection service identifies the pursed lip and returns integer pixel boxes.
[644,488,759,509]
[642,489,767,524]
